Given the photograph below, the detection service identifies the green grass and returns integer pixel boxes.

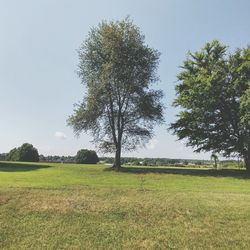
[0,161,250,249]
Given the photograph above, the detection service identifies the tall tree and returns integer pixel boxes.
[170,41,250,172]
[68,19,164,171]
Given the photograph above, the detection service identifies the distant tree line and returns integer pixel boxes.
[39,155,76,163]
[0,145,239,167]
[99,157,241,167]
[0,145,99,164]
[40,149,99,164]
[100,157,212,166]
[0,153,7,161]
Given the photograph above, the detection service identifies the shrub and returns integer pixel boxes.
[76,149,99,164]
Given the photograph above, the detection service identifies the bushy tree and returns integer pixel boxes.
[18,143,39,162]
[170,41,250,172]
[7,143,39,162]
[76,149,99,164]
[68,18,164,171]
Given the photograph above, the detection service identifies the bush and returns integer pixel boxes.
[76,149,99,164]
[7,143,39,162]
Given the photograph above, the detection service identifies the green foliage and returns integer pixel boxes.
[6,143,39,162]
[6,148,19,161]
[76,149,99,164]
[68,18,164,170]
[0,153,7,161]
[19,143,39,162]
[171,40,250,171]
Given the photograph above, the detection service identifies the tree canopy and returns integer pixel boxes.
[68,18,164,170]
[170,40,250,171]
[76,149,99,164]
[6,143,39,162]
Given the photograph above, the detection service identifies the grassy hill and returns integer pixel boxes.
[0,161,250,249]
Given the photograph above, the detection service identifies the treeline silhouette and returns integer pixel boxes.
[0,152,240,168]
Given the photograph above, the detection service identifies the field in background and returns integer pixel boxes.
[0,161,250,249]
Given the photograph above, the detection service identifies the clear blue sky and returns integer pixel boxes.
[1,0,249,159]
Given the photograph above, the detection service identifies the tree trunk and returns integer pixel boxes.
[244,157,250,173]
[113,145,121,171]
[244,146,250,173]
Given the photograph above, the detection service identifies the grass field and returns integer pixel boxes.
[1,161,250,249]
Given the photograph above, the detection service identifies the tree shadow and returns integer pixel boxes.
[116,166,250,179]
[0,162,51,172]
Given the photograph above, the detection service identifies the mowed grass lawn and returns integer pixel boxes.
[1,162,250,249]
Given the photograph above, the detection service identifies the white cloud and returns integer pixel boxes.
[55,131,67,140]
[146,139,158,150]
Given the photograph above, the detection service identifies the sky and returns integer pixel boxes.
[0,0,249,159]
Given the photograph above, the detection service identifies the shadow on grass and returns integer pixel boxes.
[0,162,50,172]
[106,166,250,179]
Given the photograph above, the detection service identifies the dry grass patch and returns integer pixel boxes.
[0,195,10,206]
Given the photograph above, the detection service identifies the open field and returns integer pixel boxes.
[1,161,250,249]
